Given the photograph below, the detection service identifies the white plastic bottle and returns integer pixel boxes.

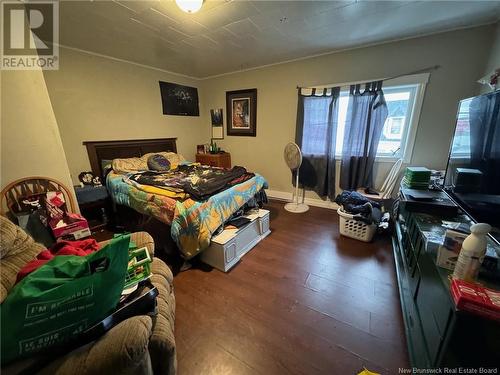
[452,223,491,282]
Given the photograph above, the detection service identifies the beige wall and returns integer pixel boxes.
[480,22,500,94]
[43,48,208,184]
[200,25,494,197]
[0,66,75,205]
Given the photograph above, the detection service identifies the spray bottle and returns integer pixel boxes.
[452,223,491,282]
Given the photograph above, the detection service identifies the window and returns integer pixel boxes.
[372,85,417,158]
[450,98,471,159]
[301,75,427,162]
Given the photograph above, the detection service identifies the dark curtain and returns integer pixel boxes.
[295,87,340,200]
[469,93,500,194]
[339,81,388,190]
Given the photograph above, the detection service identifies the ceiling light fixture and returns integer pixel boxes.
[175,0,204,14]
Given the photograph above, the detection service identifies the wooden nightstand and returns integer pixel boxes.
[196,152,231,168]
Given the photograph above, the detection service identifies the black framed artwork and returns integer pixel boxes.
[226,88,257,136]
[159,81,200,116]
[210,108,224,139]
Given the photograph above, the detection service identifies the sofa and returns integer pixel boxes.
[0,216,176,375]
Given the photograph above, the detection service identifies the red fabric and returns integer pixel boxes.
[51,239,99,255]
[16,239,100,283]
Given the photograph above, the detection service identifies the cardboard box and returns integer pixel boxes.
[436,229,467,270]
[422,230,444,255]
[50,213,91,240]
[437,246,460,270]
[450,279,500,321]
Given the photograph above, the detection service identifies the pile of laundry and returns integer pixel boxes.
[334,191,382,225]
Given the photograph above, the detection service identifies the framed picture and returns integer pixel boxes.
[159,81,200,116]
[210,108,224,139]
[211,108,223,126]
[226,89,257,136]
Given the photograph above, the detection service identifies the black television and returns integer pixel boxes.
[444,90,500,244]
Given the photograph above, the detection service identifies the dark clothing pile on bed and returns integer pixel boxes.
[128,164,255,201]
[335,191,382,225]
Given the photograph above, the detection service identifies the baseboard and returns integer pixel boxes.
[266,189,339,210]
[265,189,290,201]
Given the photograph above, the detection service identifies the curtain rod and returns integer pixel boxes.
[296,65,440,90]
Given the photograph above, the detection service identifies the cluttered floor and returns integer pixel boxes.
[173,200,409,374]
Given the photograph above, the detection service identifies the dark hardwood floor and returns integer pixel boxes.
[174,200,409,375]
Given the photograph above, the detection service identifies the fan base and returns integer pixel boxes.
[284,202,309,213]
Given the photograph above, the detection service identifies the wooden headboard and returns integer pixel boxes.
[83,138,177,177]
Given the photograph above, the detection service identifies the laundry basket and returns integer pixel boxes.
[337,208,377,242]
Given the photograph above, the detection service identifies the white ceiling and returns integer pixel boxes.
[58,0,500,78]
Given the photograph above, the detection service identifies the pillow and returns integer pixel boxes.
[147,154,171,171]
[112,157,145,174]
[101,159,113,177]
[111,152,186,174]
[143,152,185,169]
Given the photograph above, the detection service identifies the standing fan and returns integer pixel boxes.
[283,142,309,213]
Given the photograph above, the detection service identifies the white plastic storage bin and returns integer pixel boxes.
[243,209,270,237]
[337,208,376,242]
[200,209,271,272]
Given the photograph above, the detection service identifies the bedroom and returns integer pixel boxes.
[1,0,500,374]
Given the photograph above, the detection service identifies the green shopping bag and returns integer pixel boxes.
[1,235,130,365]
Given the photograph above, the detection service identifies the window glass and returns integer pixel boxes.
[301,96,332,155]
[450,98,471,158]
[376,88,414,157]
[302,84,418,159]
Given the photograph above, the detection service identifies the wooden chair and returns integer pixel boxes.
[0,177,77,216]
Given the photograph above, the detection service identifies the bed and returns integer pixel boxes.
[83,138,268,259]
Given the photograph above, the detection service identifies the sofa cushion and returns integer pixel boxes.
[149,258,176,375]
[0,216,44,303]
[39,316,153,375]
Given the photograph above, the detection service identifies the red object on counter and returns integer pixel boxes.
[450,279,500,321]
